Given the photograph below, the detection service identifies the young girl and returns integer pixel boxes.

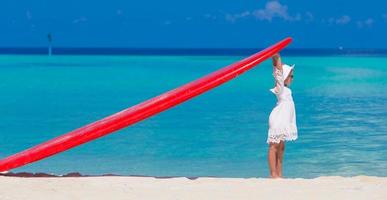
[267,53,298,178]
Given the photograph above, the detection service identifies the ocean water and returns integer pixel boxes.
[0,54,386,178]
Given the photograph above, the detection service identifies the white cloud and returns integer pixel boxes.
[335,15,351,24]
[226,11,250,23]
[224,1,301,23]
[204,14,217,20]
[383,14,387,21]
[357,18,374,28]
[305,11,314,22]
[326,15,351,25]
[73,16,88,24]
[253,1,300,22]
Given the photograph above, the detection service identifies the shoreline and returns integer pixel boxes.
[0,171,203,180]
[1,171,386,179]
[0,175,386,200]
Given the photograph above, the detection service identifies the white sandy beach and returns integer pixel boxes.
[0,176,386,200]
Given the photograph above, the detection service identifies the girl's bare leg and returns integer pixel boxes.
[276,141,285,177]
[268,143,280,178]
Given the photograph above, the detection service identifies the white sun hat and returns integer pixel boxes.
[282,64,295,80]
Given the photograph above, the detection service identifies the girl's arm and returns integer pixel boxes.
[271,54,284,94]
[272,53,282,71]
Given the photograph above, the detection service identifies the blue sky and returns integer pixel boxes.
[1,0,386,48]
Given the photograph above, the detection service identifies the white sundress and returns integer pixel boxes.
[267,66,298,143]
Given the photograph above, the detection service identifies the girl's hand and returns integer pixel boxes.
[273,53,280,58]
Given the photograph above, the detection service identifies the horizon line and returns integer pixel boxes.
[0,47,386,50]
[0,47,386,56]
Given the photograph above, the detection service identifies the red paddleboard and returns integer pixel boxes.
[0,37,292,172]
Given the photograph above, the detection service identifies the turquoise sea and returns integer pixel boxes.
[0,53,386,178]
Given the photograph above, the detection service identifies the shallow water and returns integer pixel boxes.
[0,55,386,178]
